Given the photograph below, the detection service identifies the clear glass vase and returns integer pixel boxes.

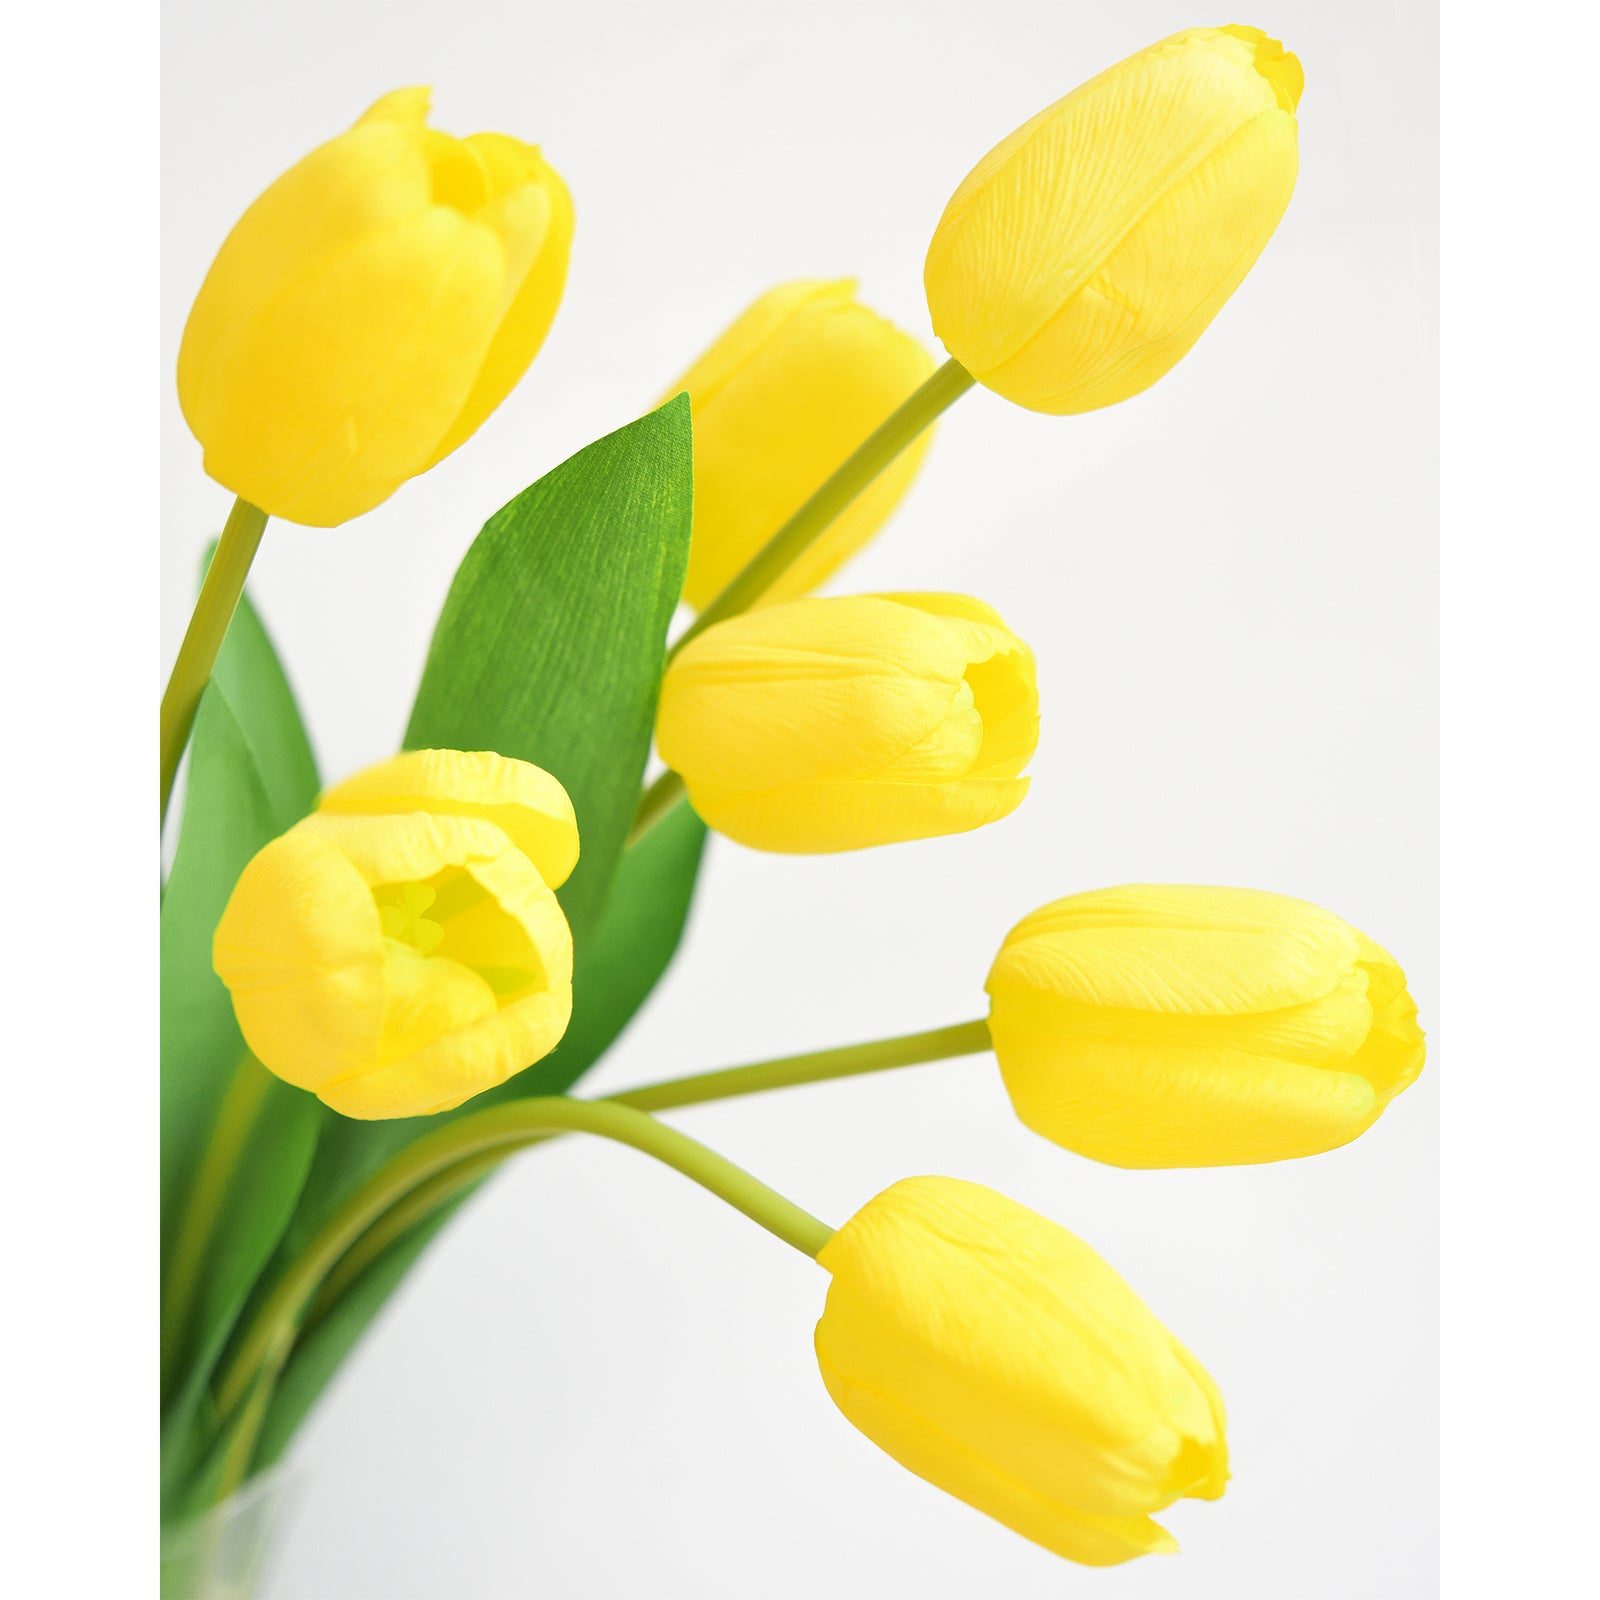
[160,1472,286,1600]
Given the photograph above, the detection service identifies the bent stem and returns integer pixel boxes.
[160,497,269,823]
[672,356,975,656]
[307,1019,992,1328]
[216,1099,835,1432]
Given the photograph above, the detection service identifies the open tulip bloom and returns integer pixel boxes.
[159,22,1427,1593]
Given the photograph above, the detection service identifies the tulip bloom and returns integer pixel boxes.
[663,280,936,610]
[986,885,1426,1167]
[925,26,1301,414]
[816,1176,1226,1565]
[213,751,577,1119]
[656,593,1037,852]
[178,88,573,527]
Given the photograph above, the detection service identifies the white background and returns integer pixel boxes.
[162,3,1438,1596]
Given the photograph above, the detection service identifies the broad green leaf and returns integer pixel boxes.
[407,393,694,941]
[160,584,326,1490]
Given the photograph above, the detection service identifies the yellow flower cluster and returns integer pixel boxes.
[176,20,1427,1577]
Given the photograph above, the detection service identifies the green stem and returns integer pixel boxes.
[672,357,975,656]
[628,768,688,847]
[160,497,269,824]
[305,1020,992,1329]
[216,1099,834,1423]
[161,1055,272,1404]
[617,1018,992,1111]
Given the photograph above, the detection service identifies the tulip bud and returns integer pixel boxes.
[816,1176,1226,1566]
[985,885,1426,1167]
[178,88,574,527]
[662,280,936,611]
[213,751,578,1119]
[656,593,1037,852]
[925,26,1301,414]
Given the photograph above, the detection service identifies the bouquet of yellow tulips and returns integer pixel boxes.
[160,24,1424,1595]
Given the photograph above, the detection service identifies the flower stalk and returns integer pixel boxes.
[671,357,975,655]
[304,1020,993,1329]
[159,497,268,822]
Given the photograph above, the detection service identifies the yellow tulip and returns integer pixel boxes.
[213,751,578,1119]
[178,88,573,527]
[816,1176,1226,1566]
[985,885,1426,1167]
[925,26,1301,414]
[663,280,936,610]
[656,593,1037,852]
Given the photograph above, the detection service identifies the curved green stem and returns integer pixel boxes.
[618,1018,992,1110]
[672,357,975,656]
[305,1020,992,1329]
[216,1099,834,1421]
[628,768,688,847]
[161,497,269,823]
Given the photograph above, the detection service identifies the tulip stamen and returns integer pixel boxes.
[375,882,444,954]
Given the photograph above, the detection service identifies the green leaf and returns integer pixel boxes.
[407,393,694,941]
[160,585,326,1481]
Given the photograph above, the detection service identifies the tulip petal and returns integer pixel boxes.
[185,205,505,526]
[817,1362,1182,1566]
[318,749,579,888]
[661,593,1037,851]
[986,885,1424,1166]
[878,593,1041,779]
[926,28,1284,375]
[991,1025,1381,1168]
[924,26,1299,413]
[421,144,574,469]
[178,112,433,419]
[989,885,1362,1015]
[689,776,1028,854]
[982,107,1298,412]
[659,597,971,789]
[320,983,572,1120]
[211,829,386,1091]
[373,940,499,1067]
